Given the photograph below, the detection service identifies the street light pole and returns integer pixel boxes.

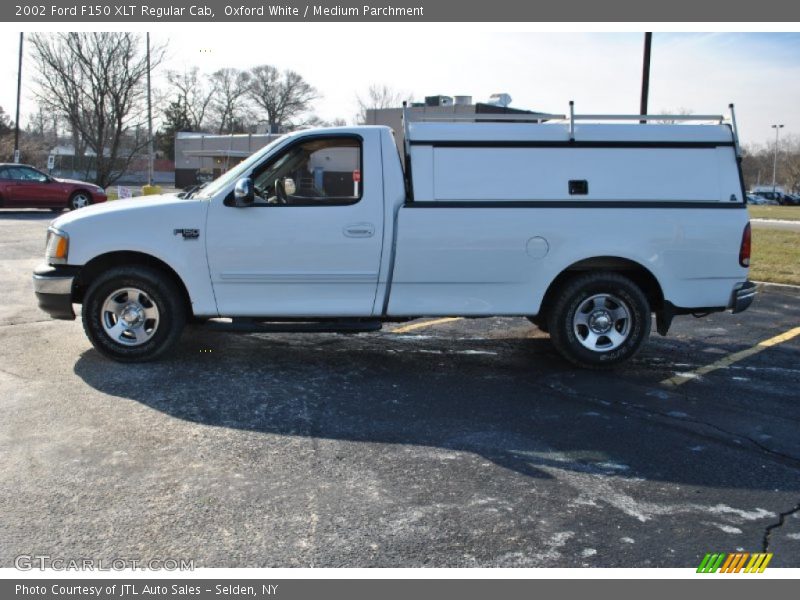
[146,32,154,187]
[771,124,784,194]
[14,33,23,163]
[639,32,652,124]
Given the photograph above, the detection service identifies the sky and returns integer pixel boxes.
[0,28,798,147]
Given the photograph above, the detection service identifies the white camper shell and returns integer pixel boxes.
[407,122,743,204]
[33,106,755,368]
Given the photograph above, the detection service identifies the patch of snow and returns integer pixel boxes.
[714,524,743,534]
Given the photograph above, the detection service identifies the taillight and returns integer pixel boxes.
[739,222,751,267]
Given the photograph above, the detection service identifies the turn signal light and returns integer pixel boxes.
[45,227,70,264]
[55,236,68,259]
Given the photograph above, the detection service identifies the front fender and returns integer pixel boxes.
[54,198,218,316]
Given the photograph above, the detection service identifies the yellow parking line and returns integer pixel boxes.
[390,317,463,334]
[661,325,800,387]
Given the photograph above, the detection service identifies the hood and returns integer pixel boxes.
[52,194,200,230]
[54,177,103,188]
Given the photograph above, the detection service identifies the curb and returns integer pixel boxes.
[754,281,800,291]
[751,218,800,225]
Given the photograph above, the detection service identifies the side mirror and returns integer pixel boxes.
[283,177,296,196]
[233,177,255,207]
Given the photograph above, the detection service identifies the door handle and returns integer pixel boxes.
[343,223,375,238]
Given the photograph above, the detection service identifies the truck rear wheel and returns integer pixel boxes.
[547,272,650,369]
[82,265,186,362]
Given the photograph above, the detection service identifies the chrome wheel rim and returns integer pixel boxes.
[572,293,631,352]
[72,194,90,209]
[101,288,160,346]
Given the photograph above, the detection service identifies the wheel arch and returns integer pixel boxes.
[73,250,193,318]
[538,256,665,321]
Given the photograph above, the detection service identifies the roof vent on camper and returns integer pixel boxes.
[453,95,473,106]
[487,93,512,108]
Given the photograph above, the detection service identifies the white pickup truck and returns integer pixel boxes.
[33,110,755,368]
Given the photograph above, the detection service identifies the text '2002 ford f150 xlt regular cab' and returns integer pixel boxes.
[32,106,756,368]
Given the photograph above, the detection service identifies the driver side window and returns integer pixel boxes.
[252,137,362,206]
[11,167,48,182]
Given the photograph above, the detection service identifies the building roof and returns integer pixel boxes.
[50,145,103,157]
[181,149,254,158]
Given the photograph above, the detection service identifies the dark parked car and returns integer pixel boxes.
[752,190,798,206]
[783,194,800,206]
[0,164,107,211]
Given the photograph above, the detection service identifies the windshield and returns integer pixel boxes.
[195,134,293,199]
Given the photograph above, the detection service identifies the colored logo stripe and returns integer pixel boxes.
[745,553,773,573]
[697,553,726,573]
[697,552,773,573]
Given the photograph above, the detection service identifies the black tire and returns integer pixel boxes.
[527,315,549,333]
[82,265,186,362]
[69,191,92,210]
[547,272,650,369]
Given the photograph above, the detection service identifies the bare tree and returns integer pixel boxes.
[355,84,410,124]
[209,68,251,134]
[0,106,14,136]
[654,107,694,124]
[741,143,771,190]
[740,135,800,194]
[298,115,347,129]
[29,32,164,187]
[780,135,800,194]
[0,131,49,166]
[247,65,318,132]
[165,67,214,131]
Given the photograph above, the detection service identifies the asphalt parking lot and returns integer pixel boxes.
[1,210,799,568]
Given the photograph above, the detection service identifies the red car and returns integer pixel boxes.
[0,163,107,211]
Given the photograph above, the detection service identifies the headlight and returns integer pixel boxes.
[45,227,69,264]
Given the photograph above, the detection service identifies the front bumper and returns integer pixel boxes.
[729,280,757,314]
[32,263,78,320]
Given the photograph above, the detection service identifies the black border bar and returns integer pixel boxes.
[409,141,736,149]
[402,200,746,209]
[5,1,800,21]
[2,578,796,600]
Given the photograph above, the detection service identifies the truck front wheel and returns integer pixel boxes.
[82,266,186,362]
[547,272,650,368]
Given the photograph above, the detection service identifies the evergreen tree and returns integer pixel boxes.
[157,99,193,160]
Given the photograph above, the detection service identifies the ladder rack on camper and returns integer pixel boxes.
[401,101,742,157]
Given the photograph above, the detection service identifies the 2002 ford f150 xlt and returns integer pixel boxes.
[32,107,756,368]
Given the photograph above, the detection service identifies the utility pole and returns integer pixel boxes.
[14,33,23,163]
[771,124,784,194]
[639,32,652,124]
[146,32,154,187]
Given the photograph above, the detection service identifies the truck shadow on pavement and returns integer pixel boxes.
[73,328,800,491]
[0,211,60,220]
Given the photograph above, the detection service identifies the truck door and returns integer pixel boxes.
[205,132,384,317]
